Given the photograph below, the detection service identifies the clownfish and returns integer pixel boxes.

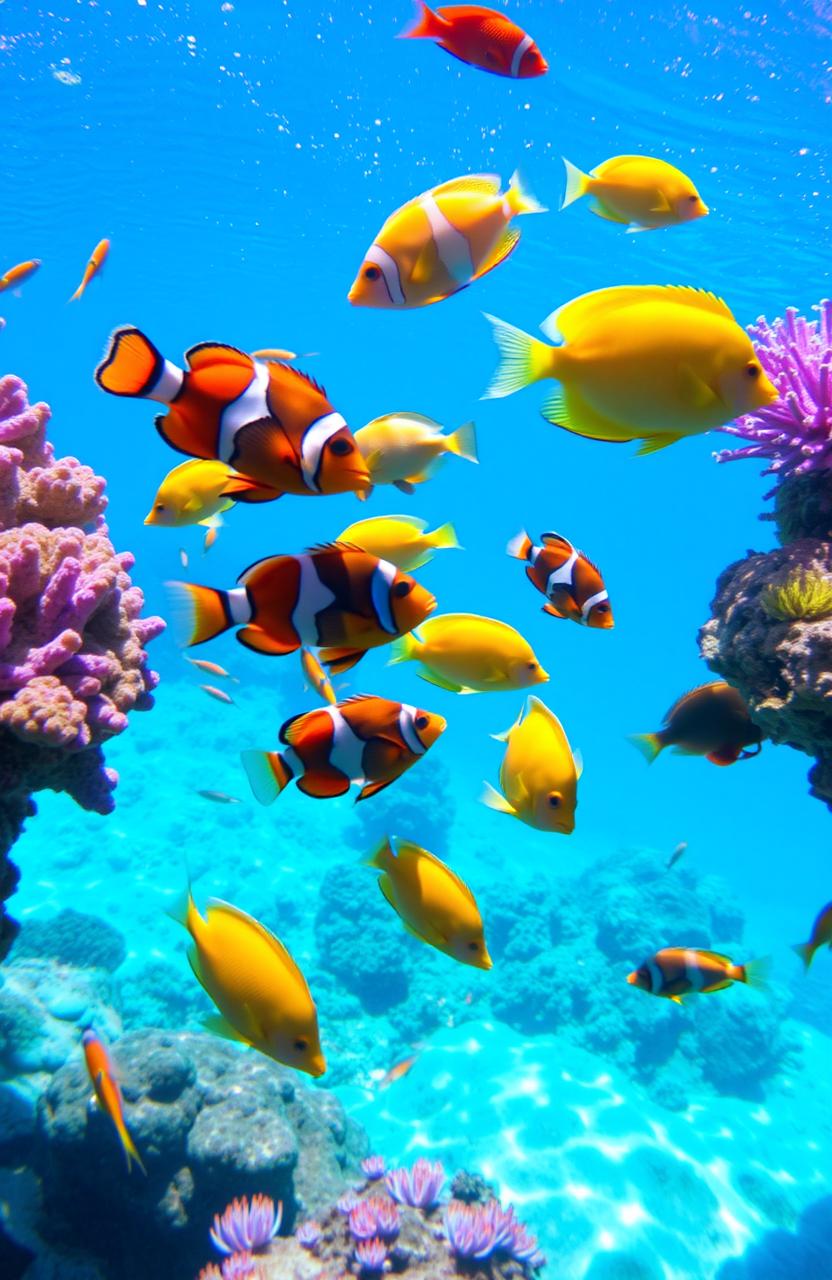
[400,3,548,79]
[95,328,370,499]
[0,259,41,293]
[81,1029,146,1174]
[629,681,763,766]
[168,541,436,674]
[507,530,613,628]
[70,238,110,302]
[627,948,769,1004]
[241,694,446,803]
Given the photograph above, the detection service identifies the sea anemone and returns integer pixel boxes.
[361,1155,387,1181]
[354,1237,389,1275]
[760,568,832,620]
[348,1197,400,1243]
[197,1256,260,1280]
[337,1191,361,1215]
[295,1220,322,1252]
[209,1195,282,1255]
[444,1199,546,1269]
[716,301,832,498]
[385,1158,445,1209]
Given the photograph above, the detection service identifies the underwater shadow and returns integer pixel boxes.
[715,1195,832,1280]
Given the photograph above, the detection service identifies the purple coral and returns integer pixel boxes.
[349,1197,400,1243]
[385,1157,445,1209]
[361,1155,386,1181]
[197,1262,260,1280]
[716,301,832,497]
[296,1220,322,1251]
[337,1191,360,1215]
[210,1195,281,1255]
[445,1199,545,1270]
[354,1237,388,1275]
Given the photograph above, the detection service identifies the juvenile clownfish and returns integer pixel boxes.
[0,259,41,293]
[95,328,370,499]
[627,947,769,1004]
[399,3,548,79]
[792,901,832,973]
[561,155,708,231]
[69,238,109,302]
[241,694,446,804]
[81,1029,146,1174]
[629,680,763,766]
[507,530,613,628]
[168,541,436,675]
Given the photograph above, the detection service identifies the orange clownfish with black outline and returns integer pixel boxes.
[94,328,370,500]
[507,529,613,629]
[82,1028,146,1174]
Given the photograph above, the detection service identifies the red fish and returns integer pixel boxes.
[400,3,548,79]
[95,328,370,500]
[70,238,109,301]
[507,530,613,628]
[241,694,446,803]
[82,1029,146,1174]
[169,542,436,674]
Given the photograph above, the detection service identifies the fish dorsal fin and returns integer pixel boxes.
[305,540,366,556]
[541,531,573,552]
[540,285,734,346]
[430,174,502,199]
[387,412,444,433]
[694,948,733,966]
[398,840,476,906]
[492,703,526,743]
[665,682,724,723]
[185,342,253,370]
[205,898,310,990]
[572,748,584,779]
[374,514,429,531]
[292,367,328,397]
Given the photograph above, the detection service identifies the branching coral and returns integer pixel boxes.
[760,568,832,620]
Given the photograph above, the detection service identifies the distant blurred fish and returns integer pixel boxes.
[628,947,769,1004]
[666,841,687,870]
[251,348,297,360]
[0,258,41,293]
[185,657,238,681]
[378,1052,419,1090]
[629,681,763,767]
[200,684,235,705]
[179,548,189,568]
[792,901,832,972]
[300,647,337,705]
[82,1028,146,1174]
[196,789,242,804]
[203,525,219,553]
[69,237,109,301]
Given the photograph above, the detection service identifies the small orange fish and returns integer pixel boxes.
[179,548,189,568]
[186,657,238,681]
[200,684,235,705]
[196,789,242,804]
[70,237,110,301]
[0,259,41,293]
[379,1053,419,1090]
[82,1029,146,1174]
[300,647,337,705]
[203,525,219,553]
[251,348,298,361]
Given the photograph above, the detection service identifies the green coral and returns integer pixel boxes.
[760,568,832,621]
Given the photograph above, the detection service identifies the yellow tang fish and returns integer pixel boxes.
[561,155,709,231]
[355,413,477,498]
[168,888,325,1078]
[300,646,337,705]
[145,458,266,528]
[390,612,548,695]
[366,836,492,970]
[483,695,581,833]
[338,514,460,571]
[483,285,778,455]
[348,171,546,309]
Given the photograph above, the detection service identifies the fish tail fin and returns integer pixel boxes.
[240,749,293,806]
[388,631,419,665]
[446,421,478,463]
[506,170,547,217]
[95,326,176,399]
[165,883,193,930]
[480,781,517,817]
[430,522,461,550]
[737,956,771,990]
[482,314,554,399]
[398,0,448,39]
[627,732,663,764]
[561,157,591,209]
[506,529,533,561]
[364,835,395,871]
[120,1126,147,1176]
[791,941,816,973]
[165,581,234,647]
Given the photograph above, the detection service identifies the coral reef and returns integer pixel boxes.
[0,374,164,960]
[14,908,126,972]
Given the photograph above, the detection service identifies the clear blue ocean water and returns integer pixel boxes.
[2,3,832,1277]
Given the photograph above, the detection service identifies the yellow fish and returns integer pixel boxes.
[483,695,581,833]
[348,171,546,309]
[561,155,709,231]
[337,514,460,571]
[168,888,325,1077]
[300,647,337,705]
[145,458,266,528]
[366,836,492,970]
[355,414,477,498]
[483,286,778,455]
[390,612,548,694]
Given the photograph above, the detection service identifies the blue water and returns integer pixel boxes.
[2,2,832,1277]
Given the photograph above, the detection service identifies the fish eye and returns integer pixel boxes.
[595,603,610,613]
[156,503,165,511]
[364,266,381,281]
[548,794,561,808]
[746,363,760,378]
[415,714,429,730]
[393,580,412,598]
[688,194,699,202]
[527,661,537,670]
[468,941,479,952]
[293,1037,308,1052]
[329,437,353,456]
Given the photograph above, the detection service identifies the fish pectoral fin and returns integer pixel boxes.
[357,776,397,802]
[480,781,518,817]
[635,435,683,456]
[393,479,416,495]
[541,390,636,445]
[416,668,465,693]
[588,200,629,224]
[203,1014,251,1045]
[649,189,671,212]
[237,625,298,656]
[542,602,567,618]
[410,237,440,286]
[669,995,685,1006]
[678,363,721,411]
[319,646,366,675]
[472,228,521,283]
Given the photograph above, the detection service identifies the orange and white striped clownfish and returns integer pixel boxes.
[400,3,548,80]
[81,1028,146,1174]
[241,694,446,803]
[507,530,613,629]
[348,171,546,309]
[69,237,110,302]
[168,541,437,674]
[627,947,769,1005]
[94,328,370,500]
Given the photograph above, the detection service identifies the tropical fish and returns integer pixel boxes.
[483,695,580,833]
[561,155,708,231]
[196,789,242,804]
[251,348,297,360]
[338,514,461,571]
[354,414,477,498]
[95,328,370,499]
[627,947,769,1004]
[666,841,687,870]
[241,694,446,804]
[0,259,41,293]
[168,887,325,1077]
[390,612,548,694]
[629,680,763,766]
[792,901,832,972]
[378,1053,420,1090]
[203,525,219,553]
[507,529,613,628]
[366,835,492,969]
[348,172,545,309]
[483,286,778,455]
[400,2,548,79]
[300,647,337,706]
[200,684,235,705]
[168,542,436,675]
[70,237,110,301]
[185,657,238,680]
[179,548,189,568]
[81,1028,146,1174]
[145,458,265,528]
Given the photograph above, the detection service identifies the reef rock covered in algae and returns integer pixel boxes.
[0,374,164,960]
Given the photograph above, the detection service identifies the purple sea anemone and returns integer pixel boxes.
[349,1197,400,1243]
[361,1155,387,1181]
[349,1200,380,1242]
[444,1199,545,1269]
[220,1254,260,1280]
[209,1195,281,1256]
[354,1237,388,1275]
[295,1220,322,1252]
[385,1157,445,1209]
[716,301,832,498]
[337,1191,360,1215]
[373,1198,400,1242]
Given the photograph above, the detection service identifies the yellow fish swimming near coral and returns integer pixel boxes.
[483,695,581,834]
[145,458,266,528]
